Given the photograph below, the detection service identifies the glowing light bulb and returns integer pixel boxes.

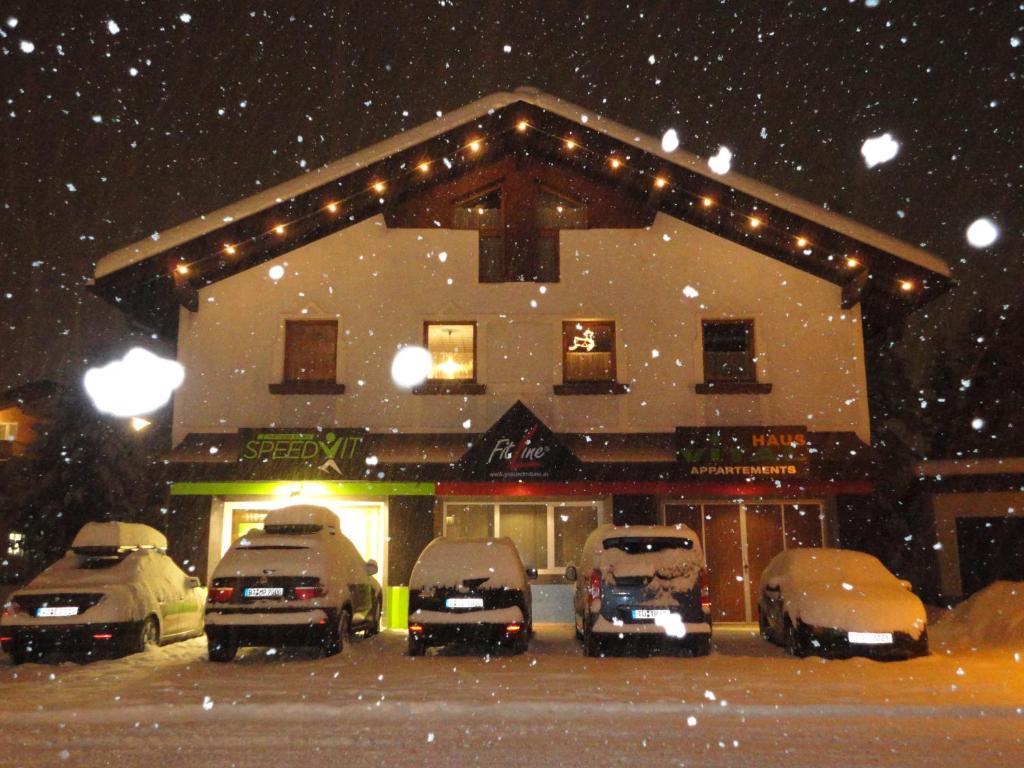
[564,138,576,150]
[701,197,714,208]
[224,244,237,256]
[373,181,386,194]
[273,224,285,235]
[417,162,430,174]
[326,202,339,213]
[609,157,622,170]
[846,256,861,269]
[749,217,762,229]
[175,263,189,275]
[654,177,668,189]
[516,120,529,132]
[468,140,482,153]
[439,356,462,379]
[900,279,914,292]
[795,237,808,248]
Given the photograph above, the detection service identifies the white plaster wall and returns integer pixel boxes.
[173,213,870,444]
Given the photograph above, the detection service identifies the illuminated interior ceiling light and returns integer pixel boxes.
[326,202,339,213]
[846,256,861,269]
[468,139,482,153]
[654,176,668,189]
[373,180,386,193]
[748,216,762,229]
[223,244,237,256]
[609,157,622,170]
[417,161,430,174]
[795,237,808,248]
[438,356,463,379]
[701,196,714,208]
[899,279,915,292]
[564,138,577,150]
[516,119,529,132]
[175,263,190,275]
[273,224,286,235]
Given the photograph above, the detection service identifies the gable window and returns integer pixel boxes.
[269,319,346,395]
[697,320,772,394]
[534,186,587,282]
[414,321,486,395]
[453,186,505,283]
[555,320,628,395]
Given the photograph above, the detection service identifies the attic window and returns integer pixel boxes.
[535,187,587,230]
[453,186,505,283]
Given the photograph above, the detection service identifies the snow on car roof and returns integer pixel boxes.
[762,548,897,588]
[590,524,701,548]
[263,505,338,530]
[71,522,167,552]
[409,537,527,590]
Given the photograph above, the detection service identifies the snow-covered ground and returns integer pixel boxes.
[0,624,1022,767]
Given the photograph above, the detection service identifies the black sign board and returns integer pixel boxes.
[675,426,809,479]
[238,428,368,478]
[457,401,581,481]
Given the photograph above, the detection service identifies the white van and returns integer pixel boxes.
[204,505,381,661]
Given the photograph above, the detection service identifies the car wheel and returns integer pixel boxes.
[323,608,350,656]
[688,635,711,657]
[574,614,584,641]
[129,616,160,654]
[407,635,427,657]
[365,599,381,637]
[207,633,237,663]
[784,617,807,658]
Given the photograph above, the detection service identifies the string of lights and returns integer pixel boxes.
[167,117,917,295]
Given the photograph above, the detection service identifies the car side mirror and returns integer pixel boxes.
[899,579,913,591]
[185,576,201,590]
[525,567,538,580]
[564,565,578,582]
[365,559,378,576]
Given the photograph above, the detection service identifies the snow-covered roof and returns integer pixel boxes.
[71,522,167,552]
[264,505,338,530]
[95,87,950,281]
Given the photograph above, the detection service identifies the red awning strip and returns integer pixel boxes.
[435,480,873,497]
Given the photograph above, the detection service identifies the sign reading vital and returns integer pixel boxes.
[239,429,368,478]
[675,426,809,478]
[457,401,581,481]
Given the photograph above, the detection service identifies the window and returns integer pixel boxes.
[702,320,755,382]
[271,319,344,394]
[0,422,17,442]
[426,322,476,381]
[557,320,630,396]
[453,186,504,283]
[535,186,587,230]
[7,531,24,557]
[443,501,602,573]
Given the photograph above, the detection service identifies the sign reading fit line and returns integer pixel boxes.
[239,429,367,477]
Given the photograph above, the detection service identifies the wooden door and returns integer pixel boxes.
[744,505,786,600]
[703,505,745,621]
[664,504,703,539]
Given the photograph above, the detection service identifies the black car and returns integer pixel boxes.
[407,537,535,656]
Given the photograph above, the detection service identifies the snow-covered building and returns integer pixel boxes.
[91,88,951,623]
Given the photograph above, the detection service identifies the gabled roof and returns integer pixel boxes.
[91,87,952,337]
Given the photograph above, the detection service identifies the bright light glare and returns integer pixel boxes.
[860,132,900,168]
[966,218,999,248]
[84,347,185,417]
[390,346,432,388]
[708,146,732,175]
[661,128,680,152]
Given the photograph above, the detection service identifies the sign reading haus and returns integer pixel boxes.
[675,426,809,479]
[457,401,581,481]
[238,428,368,478]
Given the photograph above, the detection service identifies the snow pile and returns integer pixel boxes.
[762,549,926,638]
[71,522,167,552]
[409,538,527,591]
[931,581,1024,648]
[597,539,703,593]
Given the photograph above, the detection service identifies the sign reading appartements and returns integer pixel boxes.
[675,426,809,479]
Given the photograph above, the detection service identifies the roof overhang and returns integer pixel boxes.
[91,88,953,338]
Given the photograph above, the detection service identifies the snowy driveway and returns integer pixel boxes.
[1,625,1022,767]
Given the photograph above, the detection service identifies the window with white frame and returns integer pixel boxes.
[443,501,601,573]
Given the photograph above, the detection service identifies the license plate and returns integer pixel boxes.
[445,597,484,609]
[632,608,672,620]
[848,631,893,645]
[243,587,283,598]
[36,606,79,617]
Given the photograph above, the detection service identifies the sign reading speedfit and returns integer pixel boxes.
[239,429,366,477]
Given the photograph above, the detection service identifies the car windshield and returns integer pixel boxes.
[263,524,322,535]
[602,537,694,554]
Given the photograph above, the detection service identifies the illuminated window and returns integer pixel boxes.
[425,322,477,382]
[702,320,756,383]
[7,531,25,557]
[0,422,17,442]
[562,320,616,383]
[283,320,338,383]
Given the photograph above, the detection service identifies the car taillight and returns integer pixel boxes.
[293,586,326,601]
[93,633,114,640]
[505,623,522,634]
[1,600,24,618]
[409,623,424,634]
[208,587,235,603]
[699,569,711,613]
[587,569,602,604]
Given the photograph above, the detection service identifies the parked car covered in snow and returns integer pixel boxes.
[566,524,712,657]
[0,522,204,664]
[204,505,381,661]
[757,548,928,659]
[407,537,535,656]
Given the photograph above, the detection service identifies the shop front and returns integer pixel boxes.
[167,402,870,626]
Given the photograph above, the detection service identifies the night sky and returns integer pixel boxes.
[2,1,1021,398]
